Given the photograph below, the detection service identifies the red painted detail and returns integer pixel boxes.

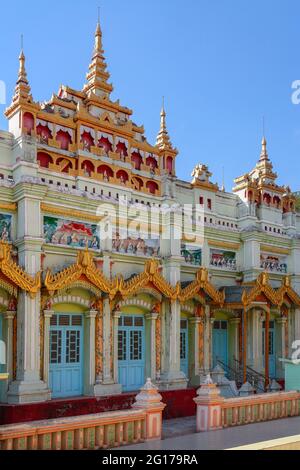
[58,222,93,237]
[116,169,129,183]
[166,156,173,174]
[98,136,113,154]
[81,160,95,176]
[81,131,95,151]
[36,124,52,143]
[56,130,72,151]
[37,152,53,168]
[0,388,197,425]
[116,141,128,158]
[146,156,158,170]
[23,112,34,135]
[97,165,114,178]
[131,151,143,170]
[146,180,159,194]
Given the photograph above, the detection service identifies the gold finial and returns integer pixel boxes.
[83,15,113,97]
[156,98,174,151]
[11,36,31,102]
[259,135,269,161]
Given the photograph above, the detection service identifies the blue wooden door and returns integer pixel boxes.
[262,320,276,378]
[213,320,228,368]
[49,314,83,398]
[180,319,189,376]
[118,315,145,392]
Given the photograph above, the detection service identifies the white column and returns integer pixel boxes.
[251,309,261,371]
[209,316,215,370]
[159,300,187,390]
[43,309,54,389]
[146,312,158,381]
[294,309,300,343]
[102,298,112,383]
[84,310,97,395]
[276,316,287,378]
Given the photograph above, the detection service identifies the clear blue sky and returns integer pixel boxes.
[0,0,300,191]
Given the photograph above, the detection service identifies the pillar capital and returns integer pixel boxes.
[229,317,241,325]
[4,310,16,320]
[43,309,54,319]
[86,309,98,319]
[145,312,159,321]
[189,317,202,325]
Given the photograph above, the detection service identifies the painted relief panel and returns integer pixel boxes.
[44,217,100,249]
[210,249,237,270]
[260,253,287,273]
[181,244,202,265]
[112,228,160,257]
[0,214,11,242]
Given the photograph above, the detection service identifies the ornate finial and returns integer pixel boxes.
[83,17,113,97]
[260,136,269,161]
[156,99,174,151]
[11,37,31,102]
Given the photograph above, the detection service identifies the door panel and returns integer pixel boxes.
[118,316,145,392]
[49,314,83,398]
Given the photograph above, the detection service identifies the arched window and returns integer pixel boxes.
[23,112,34,135]
[37,152,53,168]
[263,193,271,205]
[98,136,113,154]
[116,170,129,185]
[116,141,128,160]
[36,123,52,144]
[97,165,114,182]
[56,130,72,151]
[81,131,95,152]
[146,180,159,195]
[56,157,73,174]
[146,156,158,170]
[81,160,95,177]
[131,151,143,170]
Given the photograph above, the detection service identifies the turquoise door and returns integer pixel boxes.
[118,315,145,392]
[262,320,276,378]
[180,319,189,376]
[49,314,83,398]
[213,320,228,368]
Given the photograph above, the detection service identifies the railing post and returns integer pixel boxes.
[193,375,225,432]
[132,378,166,441]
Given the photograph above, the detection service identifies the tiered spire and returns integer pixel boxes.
[156,101,174,151]
[83,19,113,97]
[12,46,31,102]
[259,136,269,162]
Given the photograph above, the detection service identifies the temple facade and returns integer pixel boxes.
[0,19,300,405]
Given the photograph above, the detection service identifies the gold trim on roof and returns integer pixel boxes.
[45,248,113,297]
[242,272,279,307]
[0,242,40,298]
[179,267,225,305]
[277,276,300,307]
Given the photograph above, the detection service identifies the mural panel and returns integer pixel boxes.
[44,217,100,249]
[210,248,237,270]
[0,214,11,242]
[260,253,287,273]
[181,244,202,265]
[112,228,160,257]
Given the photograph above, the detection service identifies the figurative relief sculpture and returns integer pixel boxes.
[112,231,160,257]
[44,216,100,249]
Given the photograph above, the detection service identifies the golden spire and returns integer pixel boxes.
[13,38,31,101]
[259,136,269,162]
[156,99,174,151]
[83,18,113,97]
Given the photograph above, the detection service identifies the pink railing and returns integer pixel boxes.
[0,378,165,451]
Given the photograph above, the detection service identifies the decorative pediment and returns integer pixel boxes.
[179,267,225,305]
[242,272,279,307]
[276,275,300,307]
[45,248,113,297]
[116,259,179,300]
[0,242,40,298]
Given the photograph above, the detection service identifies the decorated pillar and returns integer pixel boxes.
[146,309,159,382]
[209,315,215,370]
[294,308,300,344]
[84,309,97,395]
[159,299,187,390]
[3,310,16,383]
[94,298,121,396]
[243,307,247,384]
[202,305,211,375]
[42,309,54,389]
[264,307,270,389]
[276,316,287,379]
[189,316,203,386]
